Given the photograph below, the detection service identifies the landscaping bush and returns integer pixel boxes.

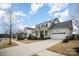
[68,35,74,40]
[41,37,51,40]
[28,35,38,40]
[62,36,69,43]
[62,39,69,43]
[73,47,79,54]
[17,35,25,40]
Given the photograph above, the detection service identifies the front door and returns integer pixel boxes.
[40,31,44,38]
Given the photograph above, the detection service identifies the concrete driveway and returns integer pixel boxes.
[0,39,64,56]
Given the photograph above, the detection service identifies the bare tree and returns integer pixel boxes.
[2,8,16,45]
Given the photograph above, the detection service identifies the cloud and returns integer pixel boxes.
[16,23,25,31]
[0,10,5,17]
[60,9,69,17]
[29,3,44,15]
[0,3,11,9]
[59,18,64,22]
[53,9,70,22]
[0,10,26,31]
[48,3,68,14]
[48,3,67,14]
[13,11,26,17]
[32,25,35,28]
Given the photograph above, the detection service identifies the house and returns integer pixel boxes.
[23,27,33,38]
[32,18,59,39]
[32,18,79,40]
[13,27,33,39]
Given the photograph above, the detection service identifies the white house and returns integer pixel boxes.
[32,18,79,40]
[32,18,59,39]
[23,27,33,38]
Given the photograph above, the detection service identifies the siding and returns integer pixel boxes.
[51,28,72,36]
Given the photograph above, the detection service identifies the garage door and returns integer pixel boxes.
[51,33,67,40]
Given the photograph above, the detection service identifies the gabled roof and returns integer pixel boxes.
[48,18,59,28]
[49,20,72,29]
[36,18,59,26]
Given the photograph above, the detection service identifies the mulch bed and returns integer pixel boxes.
[48,40,79,56]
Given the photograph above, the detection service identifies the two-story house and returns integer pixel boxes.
[32,18,79,40]
[32,18,59,39]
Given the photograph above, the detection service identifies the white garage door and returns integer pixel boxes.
[51,33,67,40]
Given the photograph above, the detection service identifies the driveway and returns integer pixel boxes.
[0,39,64,56]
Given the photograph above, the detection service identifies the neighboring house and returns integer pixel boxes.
[32,18,79,40]
[23,27,33,38]
[13,27,33,39]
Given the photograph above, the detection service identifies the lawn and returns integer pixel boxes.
[18,39,41,44]
[48,40,79,56]
[0,38,17,49]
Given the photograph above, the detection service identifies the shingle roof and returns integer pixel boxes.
[49,20,72,29]
[24,27,33,30]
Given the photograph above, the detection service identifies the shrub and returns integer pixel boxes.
[62,39,69,43]
[73,47,79,54]
[17,35,25,40]
[68,35,74,40]
[28,35,38,40]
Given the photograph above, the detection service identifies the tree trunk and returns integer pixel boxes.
[8,8,12,45]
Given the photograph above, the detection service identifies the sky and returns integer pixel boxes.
[0,3,79,33]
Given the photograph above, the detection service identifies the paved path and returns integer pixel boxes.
[0,39,64,56]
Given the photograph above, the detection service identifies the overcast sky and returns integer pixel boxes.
[0,3,79,33]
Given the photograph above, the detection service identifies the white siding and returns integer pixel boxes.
[51,28,72,39]
[72,23,78,34]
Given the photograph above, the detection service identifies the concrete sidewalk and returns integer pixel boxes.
[0,40,64,56]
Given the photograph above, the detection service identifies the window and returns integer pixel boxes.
[46,23,48,27]
[76,20,78,24]
[41,24,43,27]
[35,31,38,37]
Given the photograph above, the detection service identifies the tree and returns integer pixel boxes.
[2,8,17,45]
[0,4,26,45]
[3,9,13,45]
